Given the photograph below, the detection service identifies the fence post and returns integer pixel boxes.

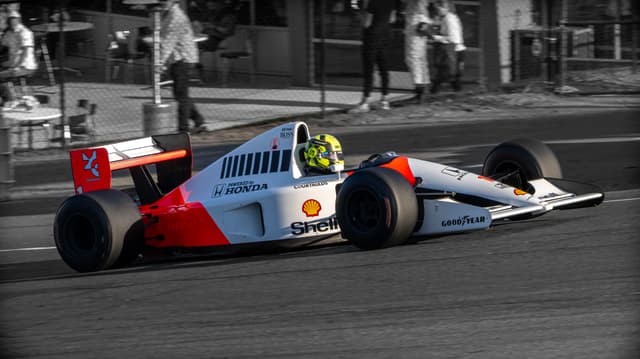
[319,0,326,118]
[633,19,638,74]
[58,4,68,148]
[477,47,486,93]
[124,1,175,136]
[0,113,14,201]
[614,0,622,60]
[105,0,113,82]
[557,0,568,91]
[541,0,550,84]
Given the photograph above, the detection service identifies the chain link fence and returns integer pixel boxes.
[4,0,495,153]
[3,0,638,153]
[5,0,306,152]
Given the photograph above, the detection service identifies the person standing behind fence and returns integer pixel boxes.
[404,0,432,104]
[160,0,207,134]
[189,0,239,81]
[430,0,465,93]
[349,0,399,113]
[192,0,238,52]
[0,10,37,107]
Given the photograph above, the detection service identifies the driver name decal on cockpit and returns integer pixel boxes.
[220,149,292,179]
[293,181,329,189]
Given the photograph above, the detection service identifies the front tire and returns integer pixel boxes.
[482,138,562,192]
[336,168,418,250]
[54,190,144,272]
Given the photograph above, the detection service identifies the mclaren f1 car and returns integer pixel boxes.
[54,121,604,272]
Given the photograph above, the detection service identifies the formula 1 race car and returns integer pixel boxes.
[54,121,604,272]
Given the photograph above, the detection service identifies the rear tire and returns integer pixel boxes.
[336,168,418,250]
[482,138,562,192]
[54,190,143,272]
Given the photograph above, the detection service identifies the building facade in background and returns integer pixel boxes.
[23,0,639,90]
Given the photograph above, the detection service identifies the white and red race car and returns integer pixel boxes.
[54,121,604,272]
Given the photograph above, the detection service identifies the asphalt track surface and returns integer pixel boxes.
[1,109,639,358]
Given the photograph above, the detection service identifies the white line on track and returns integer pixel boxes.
[461,136,640,170]
[0,246,56,253]
[543,137,640,145]
[604,197,640,203]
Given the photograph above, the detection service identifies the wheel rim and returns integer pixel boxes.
[493,160,528,190]
[64,213,98,252]
[345,188,383,233]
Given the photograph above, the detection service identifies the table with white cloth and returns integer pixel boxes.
[2,107,61,150]
[31,22,94,33]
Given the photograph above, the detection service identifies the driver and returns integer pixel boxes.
[304,134,345,174]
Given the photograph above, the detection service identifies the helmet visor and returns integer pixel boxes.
[320,150,344,162]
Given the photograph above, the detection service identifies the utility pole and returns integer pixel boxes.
[123,0,174,136]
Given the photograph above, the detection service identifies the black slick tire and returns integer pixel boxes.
[54,189,143,272]
[482,138,563,191]
[336,167,418,250]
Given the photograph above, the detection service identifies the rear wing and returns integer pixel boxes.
[69,133,192,202]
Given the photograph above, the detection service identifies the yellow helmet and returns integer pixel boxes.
[304,134,344,172]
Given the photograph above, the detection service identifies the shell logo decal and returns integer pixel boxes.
[513,188,528,196]
[302,199,322,217]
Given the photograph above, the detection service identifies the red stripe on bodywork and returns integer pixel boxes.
[110,149,188,171]
[346,156,417,186]
[141,185,231,248]
[379,156,417,186]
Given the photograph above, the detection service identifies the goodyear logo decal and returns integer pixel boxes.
[220,149,292,179]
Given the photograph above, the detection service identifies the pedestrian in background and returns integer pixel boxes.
[404,0,432,104]
[0,10,37,107]
[349,0,399,113]
[430,0,465,93]
[190,0,239,52]
[160,0,207,134]
[189,0,239,81]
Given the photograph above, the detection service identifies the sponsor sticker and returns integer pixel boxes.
[293,181,329,190]
[441,215,486,228]
[513,188,528,196]
[280,127,294,138]
[82,150,100,179]
[291,216,339,235]
[441,167,468,181]
[302,199,322,217]
[494,182,508,189]
[212,180,268,198]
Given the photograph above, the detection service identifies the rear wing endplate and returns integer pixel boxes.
[69,133,192,195]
